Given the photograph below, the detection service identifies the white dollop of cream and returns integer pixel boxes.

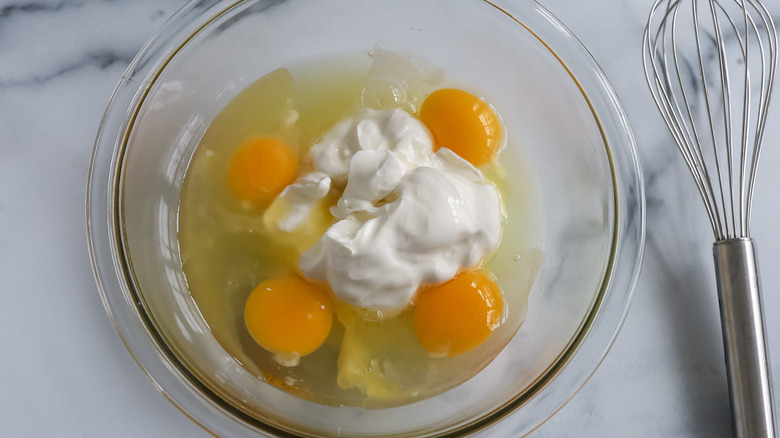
[307,108,434,185]
[273,172,331,232]
[276,108,504,310]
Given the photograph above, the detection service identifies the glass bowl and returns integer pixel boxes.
[87,0,645,436]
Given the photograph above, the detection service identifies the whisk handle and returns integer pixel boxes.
[714,238,776,438]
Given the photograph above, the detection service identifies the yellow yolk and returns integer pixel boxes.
[228,137,298,203]
[418,88,503,167]
[244,276,333,360]
[413,270,504,357]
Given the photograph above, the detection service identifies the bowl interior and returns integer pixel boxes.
[92,0,643,436]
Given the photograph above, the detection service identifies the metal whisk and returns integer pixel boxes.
[643,0,778,436]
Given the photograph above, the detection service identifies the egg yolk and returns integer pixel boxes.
[413,270,504,357]
[418,88,503,167]
[227,137,298,203]
[244,276,333,359]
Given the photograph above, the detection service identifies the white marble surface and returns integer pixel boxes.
[1,0,779,437]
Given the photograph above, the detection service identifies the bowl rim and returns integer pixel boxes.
[86,0,646,436]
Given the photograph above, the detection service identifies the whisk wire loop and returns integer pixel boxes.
[642,0,777,241]
[692,0,733,239]
[743,0,778,233]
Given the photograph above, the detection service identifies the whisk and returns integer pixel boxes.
[643,0,778,436]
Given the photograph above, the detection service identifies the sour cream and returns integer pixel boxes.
[274,108,504,310]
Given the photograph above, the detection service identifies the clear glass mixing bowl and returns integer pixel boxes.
[87,0,645,436]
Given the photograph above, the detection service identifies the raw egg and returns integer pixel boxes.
[227,137,298,203]
[178,55,533,407]
[418,88,503,166]
[244,275,333,363]
[413,270,504,357]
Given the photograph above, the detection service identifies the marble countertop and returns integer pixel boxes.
[1,0,779,436]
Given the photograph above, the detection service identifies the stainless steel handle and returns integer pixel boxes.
[714,238,776,438]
